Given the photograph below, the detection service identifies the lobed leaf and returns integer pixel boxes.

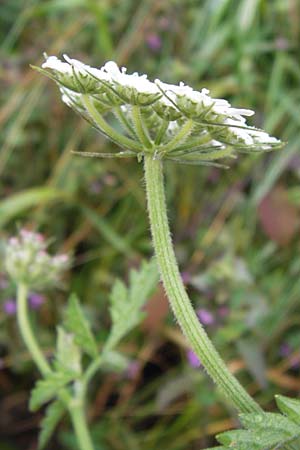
[54,326,82,375]
[38,400,65,449]
[30,372,73,412]
[217,429,288,449]
[276,395,300,426]
[105,259,159,349]
[64,293,98,358]
[239,412,299,437]
[211,398,300,450]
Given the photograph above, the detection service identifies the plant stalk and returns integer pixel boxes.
[143,154,261,414]
[69,402,95,450]
[17,283,51,376]
[82,95,141,152]
[16,283,95,450]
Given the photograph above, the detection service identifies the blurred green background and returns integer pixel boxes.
[1,0,300,448]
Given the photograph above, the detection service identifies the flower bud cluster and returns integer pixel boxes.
[5,229,69,289]
[39,54,282,165]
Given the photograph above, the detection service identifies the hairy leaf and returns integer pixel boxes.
[210,396,300,450]
[101,350,129,372]
[54,327,82,375]
[276,395,300,426]
[240,412,299,437]
[217,429,287,449]
[203,448,228,450]
[38,400,65,449]
[105,259,159,349]
[30,372,73,412]
[64,293,98,358]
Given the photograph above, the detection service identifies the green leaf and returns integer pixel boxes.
[239,412,299,437]
[276,395,300,425]
[30,372,73,412]
[64,293,98,358]
[216,429,286,450]
[54,327,82,375]
[202,448,228,450]
[216,411,300,450]
[105,259,159,349]
[101,350,129,372]
[38,400,65,449]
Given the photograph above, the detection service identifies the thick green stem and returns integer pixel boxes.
[82,356,103,397]
[17,283,51,376]
[143,155,261,414]
[69,402,95,450]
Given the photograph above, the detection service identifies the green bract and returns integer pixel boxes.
[36,54,283,166]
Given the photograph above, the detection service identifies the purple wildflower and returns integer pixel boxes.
[207,168,220,183]
[279,343,292,358]
[291,355,300,369]
[158,17,171,30]
[89,180,102,194]
[197,308,215,326]
[288,155,300,169]
[186,349,201,368]
[181,271,191,284]
[3,299,17,316]
[29,293,45,310]
[275,37,290,51]
[218,306,229,318]
[125,360,140,379]
[103,174,117,186]
[145,33,162,52]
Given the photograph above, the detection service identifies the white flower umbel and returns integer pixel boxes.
[5,229,69,289]
[102,61,161,105]
[37,54,283,166]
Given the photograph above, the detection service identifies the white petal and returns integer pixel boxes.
[42,55,71,74]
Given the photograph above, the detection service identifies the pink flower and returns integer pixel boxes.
[3,299,16,316]
[218,306,229,318]
[29,293,45,309]
[146,33,162,52]
[125,361,140,379]
[181,271,191,284]
[186,349,201,368]
[197,308,215,325]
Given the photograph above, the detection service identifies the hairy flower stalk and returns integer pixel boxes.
[37,54,283,414]
[144,155,260,413]
[5,229,69,373]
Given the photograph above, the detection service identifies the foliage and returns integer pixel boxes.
[28,260,157,448]
[64,294,98,358]
[1,0,300,449]
[39,400,66,449]
[106,259,159,349]
[206,396,300,450]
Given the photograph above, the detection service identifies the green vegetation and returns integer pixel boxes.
[1,1,300,448]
